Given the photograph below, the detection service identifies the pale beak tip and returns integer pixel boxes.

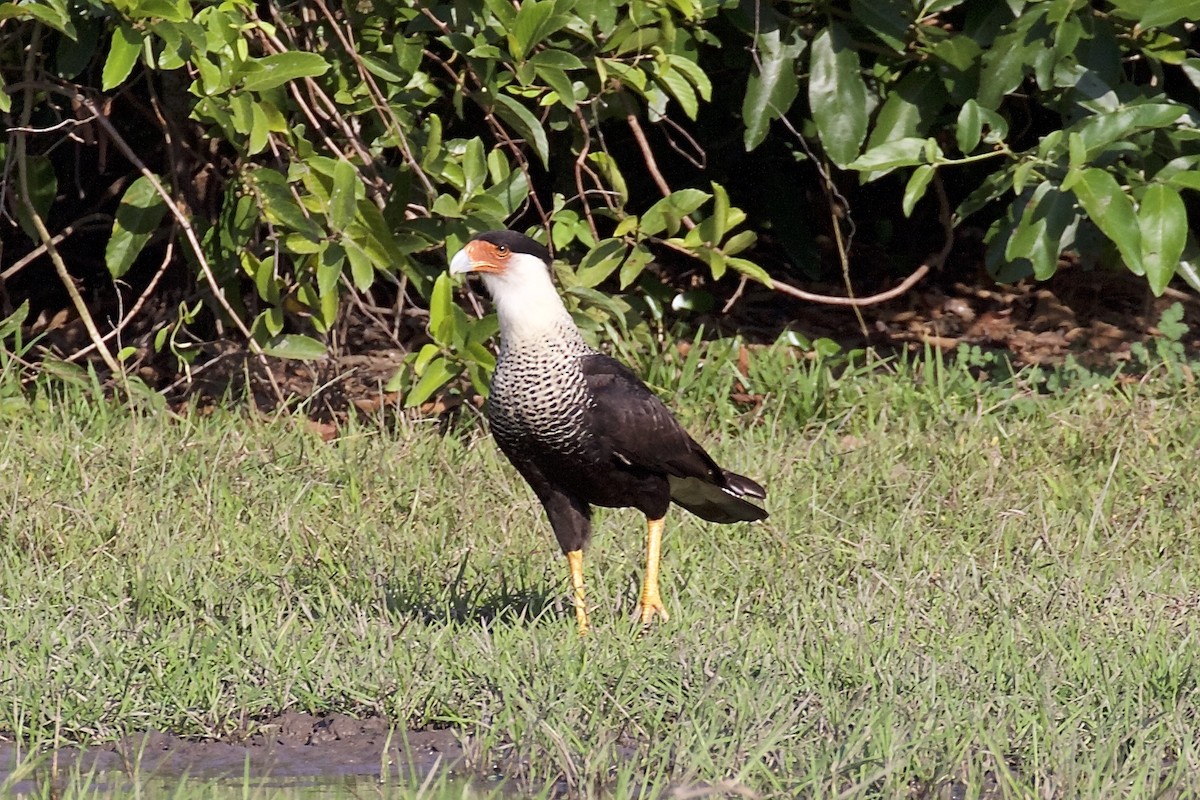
[448,247,473,276]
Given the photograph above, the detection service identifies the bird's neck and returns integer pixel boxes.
[487,274,587,353]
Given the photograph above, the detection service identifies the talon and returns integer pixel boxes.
[637,595,670,625]
[637,517,669,626]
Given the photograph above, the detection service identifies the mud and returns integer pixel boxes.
[0,713,467,795]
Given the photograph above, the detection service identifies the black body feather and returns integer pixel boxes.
[489,352,767,555]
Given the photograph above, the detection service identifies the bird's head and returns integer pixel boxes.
[448,230,573,342]
[448,230,553,291]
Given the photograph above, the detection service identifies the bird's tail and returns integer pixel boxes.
[668,471,768,524]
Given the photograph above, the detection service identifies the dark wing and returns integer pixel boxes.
[580,354,767,523]
[495,439,593,554]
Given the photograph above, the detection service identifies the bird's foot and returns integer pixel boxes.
[637,592,670,626]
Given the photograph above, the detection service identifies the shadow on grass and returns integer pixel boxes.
[383,573,559,627]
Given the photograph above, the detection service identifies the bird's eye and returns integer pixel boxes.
[496,244,509,256]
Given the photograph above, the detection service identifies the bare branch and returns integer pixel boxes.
[67,236,176,363]
[13,31,121,376]
[10,79,289,404]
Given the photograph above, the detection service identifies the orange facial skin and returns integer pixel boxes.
[461,239,511,273]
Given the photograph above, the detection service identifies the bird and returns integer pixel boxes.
[448,229,767,633]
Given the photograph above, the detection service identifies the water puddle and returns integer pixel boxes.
[0,713,519,797]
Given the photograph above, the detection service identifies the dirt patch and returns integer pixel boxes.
[0,713,466,795]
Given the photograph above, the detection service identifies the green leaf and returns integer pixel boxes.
[127,0,190,21]
[535,65,576,110]
[742,25,802,151]
[343,238,375,292]
[655,63,698,119]
[668,56,711,103]
[866,68,947,157]
[1005,182,1079,280]
[239,52,329,92]
[640,189,710,237]
[461,137,487,195]
[808,23,869,167]
[728,257,773,287]
[0,0,73,33]
[245,252,280,303]
[55,15,101,79]
[493,94,550,169]
[848,137,937,171]
[404,356,459,408]
[902,165,935,217]
[1167,171,1200,192]
[1177,233,1200,293]
[618,244,654,288]
[1067,131,1086,170]
[508,0,558,62]
[254,177,324,242]
[851,0,910,52]
[102,23,142,91]
[1137,183,1188,296]
[1072,168,1144,276]
[106,174,167,278]
[0,300,29,342]
[429,272,457,343]
[1012,160,1037,194]
[260,334,326,361]
[1138,0,1200,28]
[694,180,730,247]
[956,99,982,153]
[1075,104,1187,154]
[574,239,628,288]
[248,102,270,155]
[347,242,374,290]
[978,28,1036,109]
[722,230,756,256]
[328,159,357,230]
[529,49,585,70]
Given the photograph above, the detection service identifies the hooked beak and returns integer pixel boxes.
[448,240,504,276]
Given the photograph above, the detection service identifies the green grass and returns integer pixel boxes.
[1,345,1199,798]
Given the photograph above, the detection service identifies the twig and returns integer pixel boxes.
[627,111,697,230]
[13,29,122,376]
[66,237,175,363]
[653,233,935,308]
[7,115,97,135]
[626,114,670,197]
[722,274,749,314]
[776,171,950,306]
[824,159,868,336]
[654,115,706,169]
[572,108,599,241]
[734,25,939,309]
[306,0,435,206]
[10,79,288,404]
[340,276,406,350]
[1,213,109,280]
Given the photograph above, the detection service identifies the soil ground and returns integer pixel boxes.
[0,713,467,794]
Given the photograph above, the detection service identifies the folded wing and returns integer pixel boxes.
[580,354,767,523]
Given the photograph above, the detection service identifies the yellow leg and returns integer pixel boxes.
[566,549,590,635]
[638,517,670,625]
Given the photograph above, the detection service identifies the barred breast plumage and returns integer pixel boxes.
[486,322,596,460]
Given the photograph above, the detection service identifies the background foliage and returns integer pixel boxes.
[1,0,1198,403]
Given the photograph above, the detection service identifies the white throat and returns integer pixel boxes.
[480,265,583,350]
